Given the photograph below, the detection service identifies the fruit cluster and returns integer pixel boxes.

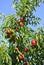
[6,17,37,62]
[16,17,24,26]
[19,39,37,60]
[6,29,37,45]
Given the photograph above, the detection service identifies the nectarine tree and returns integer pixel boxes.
[0,0,44,65]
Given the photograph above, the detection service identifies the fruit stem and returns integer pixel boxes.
[15,47,23,55]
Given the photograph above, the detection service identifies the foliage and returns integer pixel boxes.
[0,41,12,65]
[0,0,44,65]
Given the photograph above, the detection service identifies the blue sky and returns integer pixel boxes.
[0,0,14,15]
[0,0,44,29]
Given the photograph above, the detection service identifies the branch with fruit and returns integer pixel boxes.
[15,47,30,65]
[14,42,30,65]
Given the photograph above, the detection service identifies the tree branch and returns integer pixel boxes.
[15,42,30,65]
[15,47,30,65]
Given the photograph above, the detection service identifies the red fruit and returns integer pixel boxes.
[20,17,24,22]
[24,47,28,52]
[16,19,20,23]
[6,29,12,34]
[31,40,37,46]
[20,22,24,26]
[19,54,24,60]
